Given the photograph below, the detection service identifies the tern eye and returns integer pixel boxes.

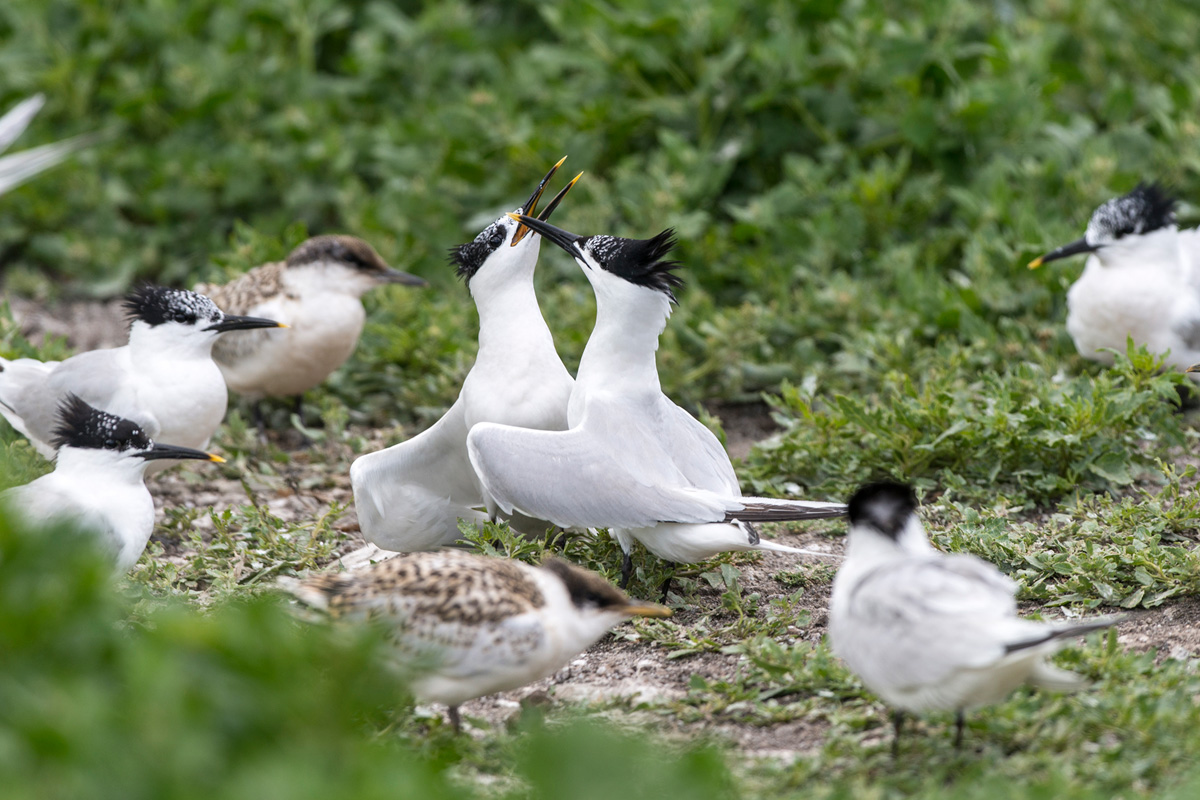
[489,229,505,248]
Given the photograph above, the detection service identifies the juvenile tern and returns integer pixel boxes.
[829,481,1118,749]
[0,93,90,196]
[280,549,670,729]
[351,159,580,551]
[195,235,426,422]
[467,215,845,586]
[1030,183,1200,371]
[0,286,283,460]
[1,395,223,572]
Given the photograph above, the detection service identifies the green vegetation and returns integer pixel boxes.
[4,0,1200,797]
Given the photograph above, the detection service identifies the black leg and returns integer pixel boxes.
[892,710,905,758]
[619,550,633,590]
[954,710,965,749]
[292,394,305,428]
[253,401,267,436]
[658,574,674,605]
[448,705,462,733]
[549,527,568,550]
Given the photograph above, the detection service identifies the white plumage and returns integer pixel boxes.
[351,161,579,550]
[0,93,89,196]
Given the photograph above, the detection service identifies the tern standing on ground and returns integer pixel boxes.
[1,395,224,572]
[829,481,1118,749]
[1030,183,1200,371]
[466,215,845,587]
[0,286,283,460]
[351,159,581,551]
[195,235,426,426]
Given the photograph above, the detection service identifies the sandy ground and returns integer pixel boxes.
[9,297,1200,757]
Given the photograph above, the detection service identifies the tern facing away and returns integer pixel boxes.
[351,159,581,551]
[280,549,670,730]
[0,93,90,196]
[1,395,223,572]
[195,235,426,418]
[0,286,283,460]
[467,215,845,585]
[1030,183,1200,372]
[829,482,1118,749]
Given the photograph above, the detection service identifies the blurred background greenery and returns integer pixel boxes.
[5,1,1200,796]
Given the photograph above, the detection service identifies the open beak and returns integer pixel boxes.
[508,213,584,256]
[379,267,428,287]
[206,314,288,333]
[1186,364,1200,374]
[139,443,226,463]
[624,602,673,619]
[1028,237,1097,269]
[511,156,578,246]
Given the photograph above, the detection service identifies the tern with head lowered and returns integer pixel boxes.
[830,482,1119,750]
[1030,183,1200,372]
[280,549,670,730]
[2,395,224,572]
[351,159,581,551]
[0,93,91,196]
[466,215,845,587]
[0,286,283,461]
[195,235,426,427]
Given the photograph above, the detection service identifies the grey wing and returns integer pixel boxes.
[660,399,740,494]
[0,357,61,453]
[45,350,159,436]
[844,556,1019,688]
[466,420,730,529]
[351,398,488,550]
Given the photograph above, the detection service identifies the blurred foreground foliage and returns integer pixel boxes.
[0,508,736,799]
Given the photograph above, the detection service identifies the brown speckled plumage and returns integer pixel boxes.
[196,260,289,315]
[297,550,546,626]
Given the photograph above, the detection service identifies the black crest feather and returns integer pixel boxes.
[587,230,684,301]
[51,394,151,453]
[1090,182,1177,241]
[847,481,918,541]
[449,219,508,282]
[122,286,222,328]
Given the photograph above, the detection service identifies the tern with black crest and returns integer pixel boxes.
[1030,183,1200,372]
[829,482,1119,750]
[351,159,581,551]
[0,286,283,460]
[466,214,844,587]
[1,396,224,572]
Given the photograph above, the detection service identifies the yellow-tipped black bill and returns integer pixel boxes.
[511,156,569,246]
[508,213,584,255]
[207,314,287,333]
[139,443,226,463]
[625,602,673,619]
[1028,237,1096,269]
[1185,364,1200,374]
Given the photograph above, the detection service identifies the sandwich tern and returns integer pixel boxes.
[829,481,1118,749]
[1030,183,1200,372]
[351,159,580,551]
[0,286,283,461]
[467,215,845,588]
[280,549,670,729]
[0,93,90,196]
[195,235,426,424]
[1,395,223,572]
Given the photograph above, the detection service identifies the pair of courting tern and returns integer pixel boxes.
[196,235,426,421]
[2,395,223,572]
[0,286,283,461]
[282,549,670,730]
[351,158,580,550]
[466,213,845,584]
[0,93,90,196]
[1030,183,1200,373]
[830,482,1118,749]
